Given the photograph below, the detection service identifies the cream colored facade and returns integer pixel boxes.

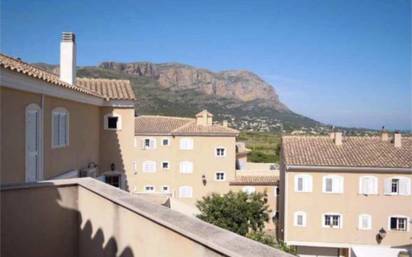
[279,134,412,257]
[130,134,236,206]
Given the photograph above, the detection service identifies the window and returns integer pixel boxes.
[52,108,69,148]
[143,137,156,150]
[162,138,170,146]
[144,185,155,193]
[216,147,226,157]
[215,172,225,181]
[180,138,193,150]
[162,161,169,169]
[294,174,313,192]
[142,161,156,173]
[179,186,192,198]
[105,175,120,188]
[294,211,307,227]
[179,161,193,173]
[242,186,256,195]
[104,113,121,130]
[358,214,372,230]
[384,177,411,195]
[323,214,342,228]
[161,185,170,193]
[359,176,378,195]
[322,175,344,193]
[389,216,408,231]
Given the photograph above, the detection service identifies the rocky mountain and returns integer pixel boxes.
[34,62,324,132]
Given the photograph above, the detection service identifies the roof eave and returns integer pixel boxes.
[285,165,412,173]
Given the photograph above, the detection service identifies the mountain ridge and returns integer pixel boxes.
[33,61,324,132]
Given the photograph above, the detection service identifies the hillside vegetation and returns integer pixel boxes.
[238,132,281,163]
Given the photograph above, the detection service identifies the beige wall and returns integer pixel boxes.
[129,135,236,206]
[283,170,412,247]
[0,87,100,183]
[99,107,135,190]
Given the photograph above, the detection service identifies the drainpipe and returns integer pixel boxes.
[41,94,45,180]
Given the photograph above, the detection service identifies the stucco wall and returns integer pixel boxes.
[129,135,236,206]
[0,87,100,183]
[284,171,412,246]
[1,185,78,257]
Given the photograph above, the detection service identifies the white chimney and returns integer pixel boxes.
[394,132,402,148]
[334,132,342,146]
[60,32,76,85]
[222,120,228,127]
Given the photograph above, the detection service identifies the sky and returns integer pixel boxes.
[1,0,411,130]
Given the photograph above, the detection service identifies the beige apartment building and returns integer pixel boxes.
[0,32,136,187]
[279,132,412,257]
[130,111,239,206]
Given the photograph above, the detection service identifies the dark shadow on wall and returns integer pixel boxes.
[0,183,135,257]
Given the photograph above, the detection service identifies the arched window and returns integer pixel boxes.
[52,107,69,148]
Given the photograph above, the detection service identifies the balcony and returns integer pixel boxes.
[1,178,293,257]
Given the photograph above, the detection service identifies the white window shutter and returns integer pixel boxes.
[384,178,392,195]
[141,139,145,149]
[370,177,378,194]
[359,177,366,194]
[53,113,59,146]
[59,113,67,145]
[399,178,411,195]
[306,176,313,192]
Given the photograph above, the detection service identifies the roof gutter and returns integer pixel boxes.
[286,165,412,173]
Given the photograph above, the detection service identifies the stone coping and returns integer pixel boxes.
[1,178,293,257]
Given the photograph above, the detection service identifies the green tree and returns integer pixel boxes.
[196,191,270,236]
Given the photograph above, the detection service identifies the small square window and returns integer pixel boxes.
[162,162,169,169]
[215,172,225,181]
[144,185,155,192]
[162,139,170,146]
[216,148,225,157]
[391,179,400,193]
[108,117,118,129]
[144,139,151,147]
[161,185,170,193]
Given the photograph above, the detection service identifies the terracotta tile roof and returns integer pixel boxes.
[135,115,239,136]
[135,116,194,135]
[282,136,412,169]
[0,53,101,98]
[0,53,136,101]
[230,175,278,185]
[76,78,136,100]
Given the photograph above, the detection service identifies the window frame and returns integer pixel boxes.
[179,186,193,198]
[161,137,170,146]
[161,185,170,193]
[215,147,226,157]
[51,107,70,148]
[322,175,344,194]
[322,213,343,229]
[294,211,307,227]
[385,177,411,196]
[179,138,194,150]
[104,113,122,131]
[294,174,313,193]
[215,171,226,181]
[358,214,372,230]
[161,161,170,170]
[179,161,193,174]
[104,174,121,188]
[142,160,157,173]
[359,176,378,195]
[143,137,156,150]
[388,215,409,232]
[144,185,156,193]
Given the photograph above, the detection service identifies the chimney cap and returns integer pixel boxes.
[61,32,76,42]
[196,110,213,117]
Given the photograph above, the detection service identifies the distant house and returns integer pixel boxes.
[0,32,136,188]
[279,132,412,257]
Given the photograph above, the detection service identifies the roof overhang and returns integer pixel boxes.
[286,165,412,174]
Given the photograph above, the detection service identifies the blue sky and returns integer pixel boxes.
[1,0,411,130]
